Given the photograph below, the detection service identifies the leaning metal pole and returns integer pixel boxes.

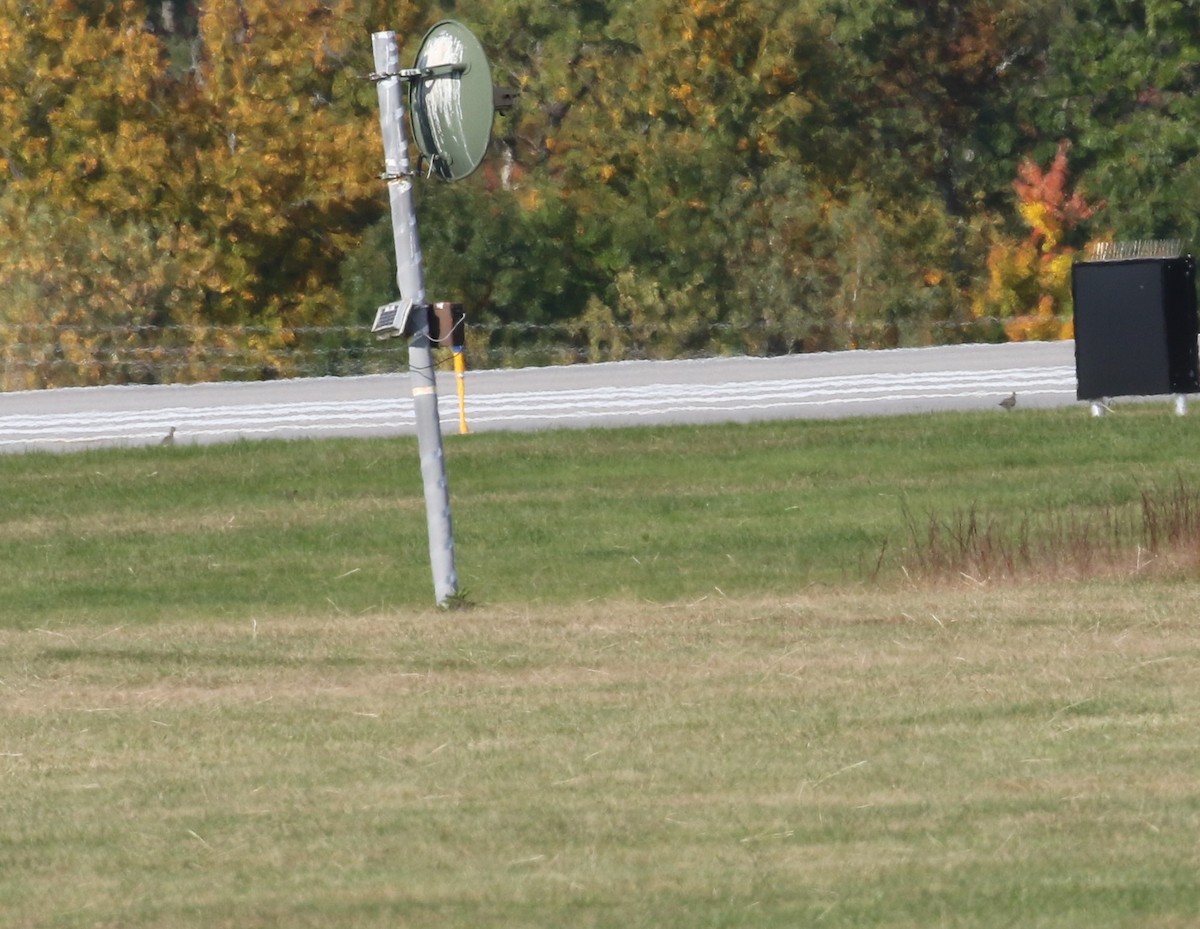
[372,30,458,604]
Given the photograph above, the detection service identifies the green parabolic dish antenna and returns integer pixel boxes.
[410,20,495,182]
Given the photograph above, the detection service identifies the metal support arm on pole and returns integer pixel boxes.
[371,30,458,605]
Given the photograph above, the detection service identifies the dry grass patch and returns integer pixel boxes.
[895,477,1200,586]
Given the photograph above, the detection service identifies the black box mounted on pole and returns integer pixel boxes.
[1071,250,1199,401]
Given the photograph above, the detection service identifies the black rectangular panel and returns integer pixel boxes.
[1072,257,1198,400]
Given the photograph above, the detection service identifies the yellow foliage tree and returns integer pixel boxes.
[187,0,386,327]
[0,1,218,388]
[0,0,392,389]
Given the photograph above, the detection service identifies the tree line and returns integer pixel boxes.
[1,0,1197,388]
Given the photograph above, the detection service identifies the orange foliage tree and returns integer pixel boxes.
[972,140,1102,341]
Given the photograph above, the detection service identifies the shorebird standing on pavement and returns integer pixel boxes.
[999,392,1016,411]
[160,426,177,446]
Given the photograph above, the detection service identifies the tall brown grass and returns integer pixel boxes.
[897,477,1200,583]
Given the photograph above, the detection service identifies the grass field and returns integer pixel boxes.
[3,406,1200,927]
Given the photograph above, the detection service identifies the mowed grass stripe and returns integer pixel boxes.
[2,405,1200,623]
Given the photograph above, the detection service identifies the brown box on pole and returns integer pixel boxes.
[431,302,466,350]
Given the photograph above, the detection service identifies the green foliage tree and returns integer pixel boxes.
[719,165,964,353]
[1020,0,1200,245]
[331,0,1200,362]
[820,0,1055,209]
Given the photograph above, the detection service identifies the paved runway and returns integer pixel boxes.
[0,341,1080,452]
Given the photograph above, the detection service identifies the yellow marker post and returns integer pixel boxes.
[453,348,469,434]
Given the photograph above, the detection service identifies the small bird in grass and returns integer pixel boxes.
[999,392,1017,411]
[160,426,177,446]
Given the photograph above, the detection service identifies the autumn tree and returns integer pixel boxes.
[0,0,398,387]
[972,140,1102,340]
[4,0,1199,385]
[0,0,222,387]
